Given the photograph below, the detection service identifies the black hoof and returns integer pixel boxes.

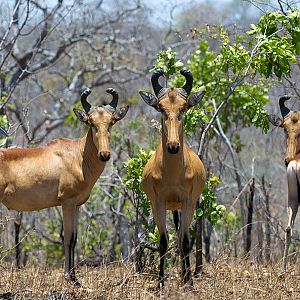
[182,282,194,292]
[182,271,193,285]
[182,278,193,287]
[278,271,286,278]
[64,274,81,288]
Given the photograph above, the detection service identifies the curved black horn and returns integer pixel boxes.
[81,88,92,113]
[180,69,193,96]
[106,88,119,110]
[151,69,164,97]
[279,95,291,118]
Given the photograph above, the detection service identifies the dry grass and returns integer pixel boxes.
[1,259,300,299]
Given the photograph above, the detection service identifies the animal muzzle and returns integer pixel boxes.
[167,142,180,154]
[99,151,110,162]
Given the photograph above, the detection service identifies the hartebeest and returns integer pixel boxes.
[0,88,129,286]
[269,96,300,276]
[139,69,206,286]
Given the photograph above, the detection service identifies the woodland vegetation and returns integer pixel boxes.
[1,0,300,298]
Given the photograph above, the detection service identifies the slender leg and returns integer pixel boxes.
[179,201,194,285]
[280,163,299,277]
[159,231,168,286]
[172,210,180,257]
[62,202,80,287]
[152,201,167,288]
[179,230,191,284]
[173,210,179,232]
[281,205,298,276]
[14,212,23,268]
[142,181,168,288]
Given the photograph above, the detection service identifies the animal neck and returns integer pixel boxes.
[80,127,105,184]
[161,120,184,169]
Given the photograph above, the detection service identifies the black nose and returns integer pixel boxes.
[99,152,110,162]
[167,145,180,154]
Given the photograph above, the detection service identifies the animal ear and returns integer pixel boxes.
[73,108,90,124]
[114,105,129,122]
[139,91,159,109]
[268,114,283,127]
[187,90,206,108]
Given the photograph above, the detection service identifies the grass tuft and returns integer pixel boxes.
[0,259,299,299]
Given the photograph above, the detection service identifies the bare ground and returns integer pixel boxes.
[1,259,300,299]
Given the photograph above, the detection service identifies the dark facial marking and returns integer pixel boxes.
[167,144,180,154]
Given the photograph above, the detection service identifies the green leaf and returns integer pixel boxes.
[196,208,203,217]
[174,61,184,68]
[151,48,183,79]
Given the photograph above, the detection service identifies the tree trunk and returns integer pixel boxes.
[134,196,141,272]
[212,102,247,254]
[262,175,272,262]
[108,197,126,263]
[204,219,212,263]
[265,198,272,262]
[194,203,203,276]
[120,218,130,261]
[245,178,255,255]
[256,208,263,263]
[14,212,23,268]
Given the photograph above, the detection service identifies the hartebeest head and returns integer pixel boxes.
[269,96,300,165]
[74,88,129,162]
[139,69,205,154]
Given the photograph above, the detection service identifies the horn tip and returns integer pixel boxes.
[106,88,118,95]
[180,69,192,76]
[81,88,91,97]
[280,95,291,101]
[153,68,164,75]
